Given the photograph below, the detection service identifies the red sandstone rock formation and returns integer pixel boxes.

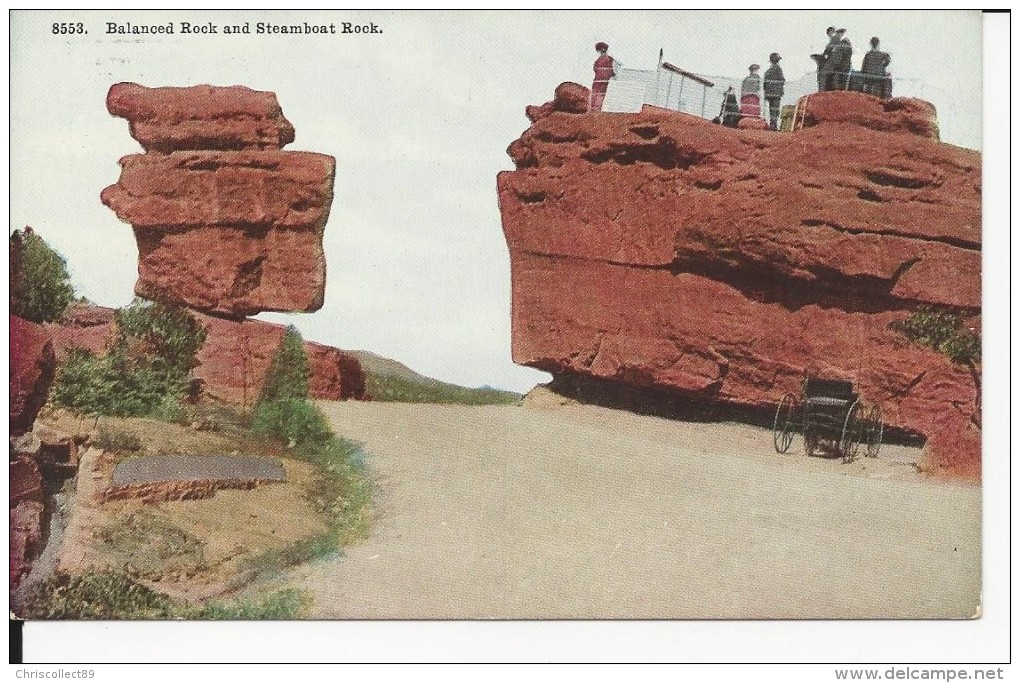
[9,316,58,589]
[45,304,367,406]
[101,83,335,317]
[43,303,114,357]
[106,82,296,153]
[498,88,980,478]
[10,315,57,436]
[191,312,367,406]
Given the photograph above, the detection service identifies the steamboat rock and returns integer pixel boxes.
[498,87,981,477]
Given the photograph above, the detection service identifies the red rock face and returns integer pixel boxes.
[45,305,367,406]
[498,88,981,477]
[102,82,335,317]
[800,92,940,139]
[43,303,114,357]
[9,315,57,437]
[106,82,296,153]
[191,312,368,406]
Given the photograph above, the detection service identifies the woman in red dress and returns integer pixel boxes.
[590,41,616,111]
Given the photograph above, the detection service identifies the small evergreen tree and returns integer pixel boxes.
[258,326,310,404]
[10,228,75,323]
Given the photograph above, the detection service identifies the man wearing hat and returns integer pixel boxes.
[825,28,853,91]
[763,52,785,130]
[590,41,616,111]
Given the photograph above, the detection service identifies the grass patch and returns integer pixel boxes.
[93,510,207,582]
[366,372,521,405]
[20,571,183,620]
[241,423,371,579]
[20,571,310,620]
[94,425,144,453]
[194,588,311,620]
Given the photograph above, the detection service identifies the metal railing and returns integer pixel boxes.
[602,66,935,123]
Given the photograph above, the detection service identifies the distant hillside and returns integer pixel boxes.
[348,351,523,406]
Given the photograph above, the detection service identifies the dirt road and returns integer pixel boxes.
[286,400,980,619]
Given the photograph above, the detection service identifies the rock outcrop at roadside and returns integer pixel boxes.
[498,87,980,477]
[10,315,57,437]
[10,316,80,589]
[101,83,335,318]
[44,304,368,406]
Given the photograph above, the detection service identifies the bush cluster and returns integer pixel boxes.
[889,306,981,365]
[50,300,207,418]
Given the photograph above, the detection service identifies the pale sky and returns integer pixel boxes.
[9,10,988,392]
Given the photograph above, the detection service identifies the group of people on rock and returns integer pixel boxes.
[589,30,891,130]
[813,27,892,97]
[736,53,786,131]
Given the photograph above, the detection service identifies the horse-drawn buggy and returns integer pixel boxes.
[772,376,883,462]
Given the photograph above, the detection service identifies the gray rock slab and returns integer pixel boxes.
[112,455,286,486]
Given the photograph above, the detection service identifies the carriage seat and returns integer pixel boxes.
[803,378,857,408]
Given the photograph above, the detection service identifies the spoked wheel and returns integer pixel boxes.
[840,399,864,463]
[772,393,799,453]
[864,403,883,458]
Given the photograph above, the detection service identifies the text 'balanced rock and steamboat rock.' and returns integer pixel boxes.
[498,86,980,477]
[101,82,336,318]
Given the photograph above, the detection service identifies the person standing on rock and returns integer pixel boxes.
[861,36,891,97]
[825,29,853,91]
[813,26,839,91]
[740,64,762,118]
[763,53,785,130]
[590,41,616,112]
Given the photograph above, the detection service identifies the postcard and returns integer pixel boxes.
[7,8,1006,664]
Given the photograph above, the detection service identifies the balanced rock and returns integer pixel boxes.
[498,88,981,477]
[102,82,335,317]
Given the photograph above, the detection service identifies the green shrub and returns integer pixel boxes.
[251,398,333,446]
[889,306,981,365]
[114,301,207,378]
[50,300,207,418]
[10,228,75,323]
[258,326,310,404]
[95,425,144,453]
[150,395,191,424]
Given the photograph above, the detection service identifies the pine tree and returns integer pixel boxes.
[258,326,310,404]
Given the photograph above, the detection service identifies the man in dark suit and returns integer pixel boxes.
[860,36,892,97]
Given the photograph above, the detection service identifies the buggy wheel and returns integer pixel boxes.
[840,399,863,463]
[772,393,799,453]
[865,404,883,458]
